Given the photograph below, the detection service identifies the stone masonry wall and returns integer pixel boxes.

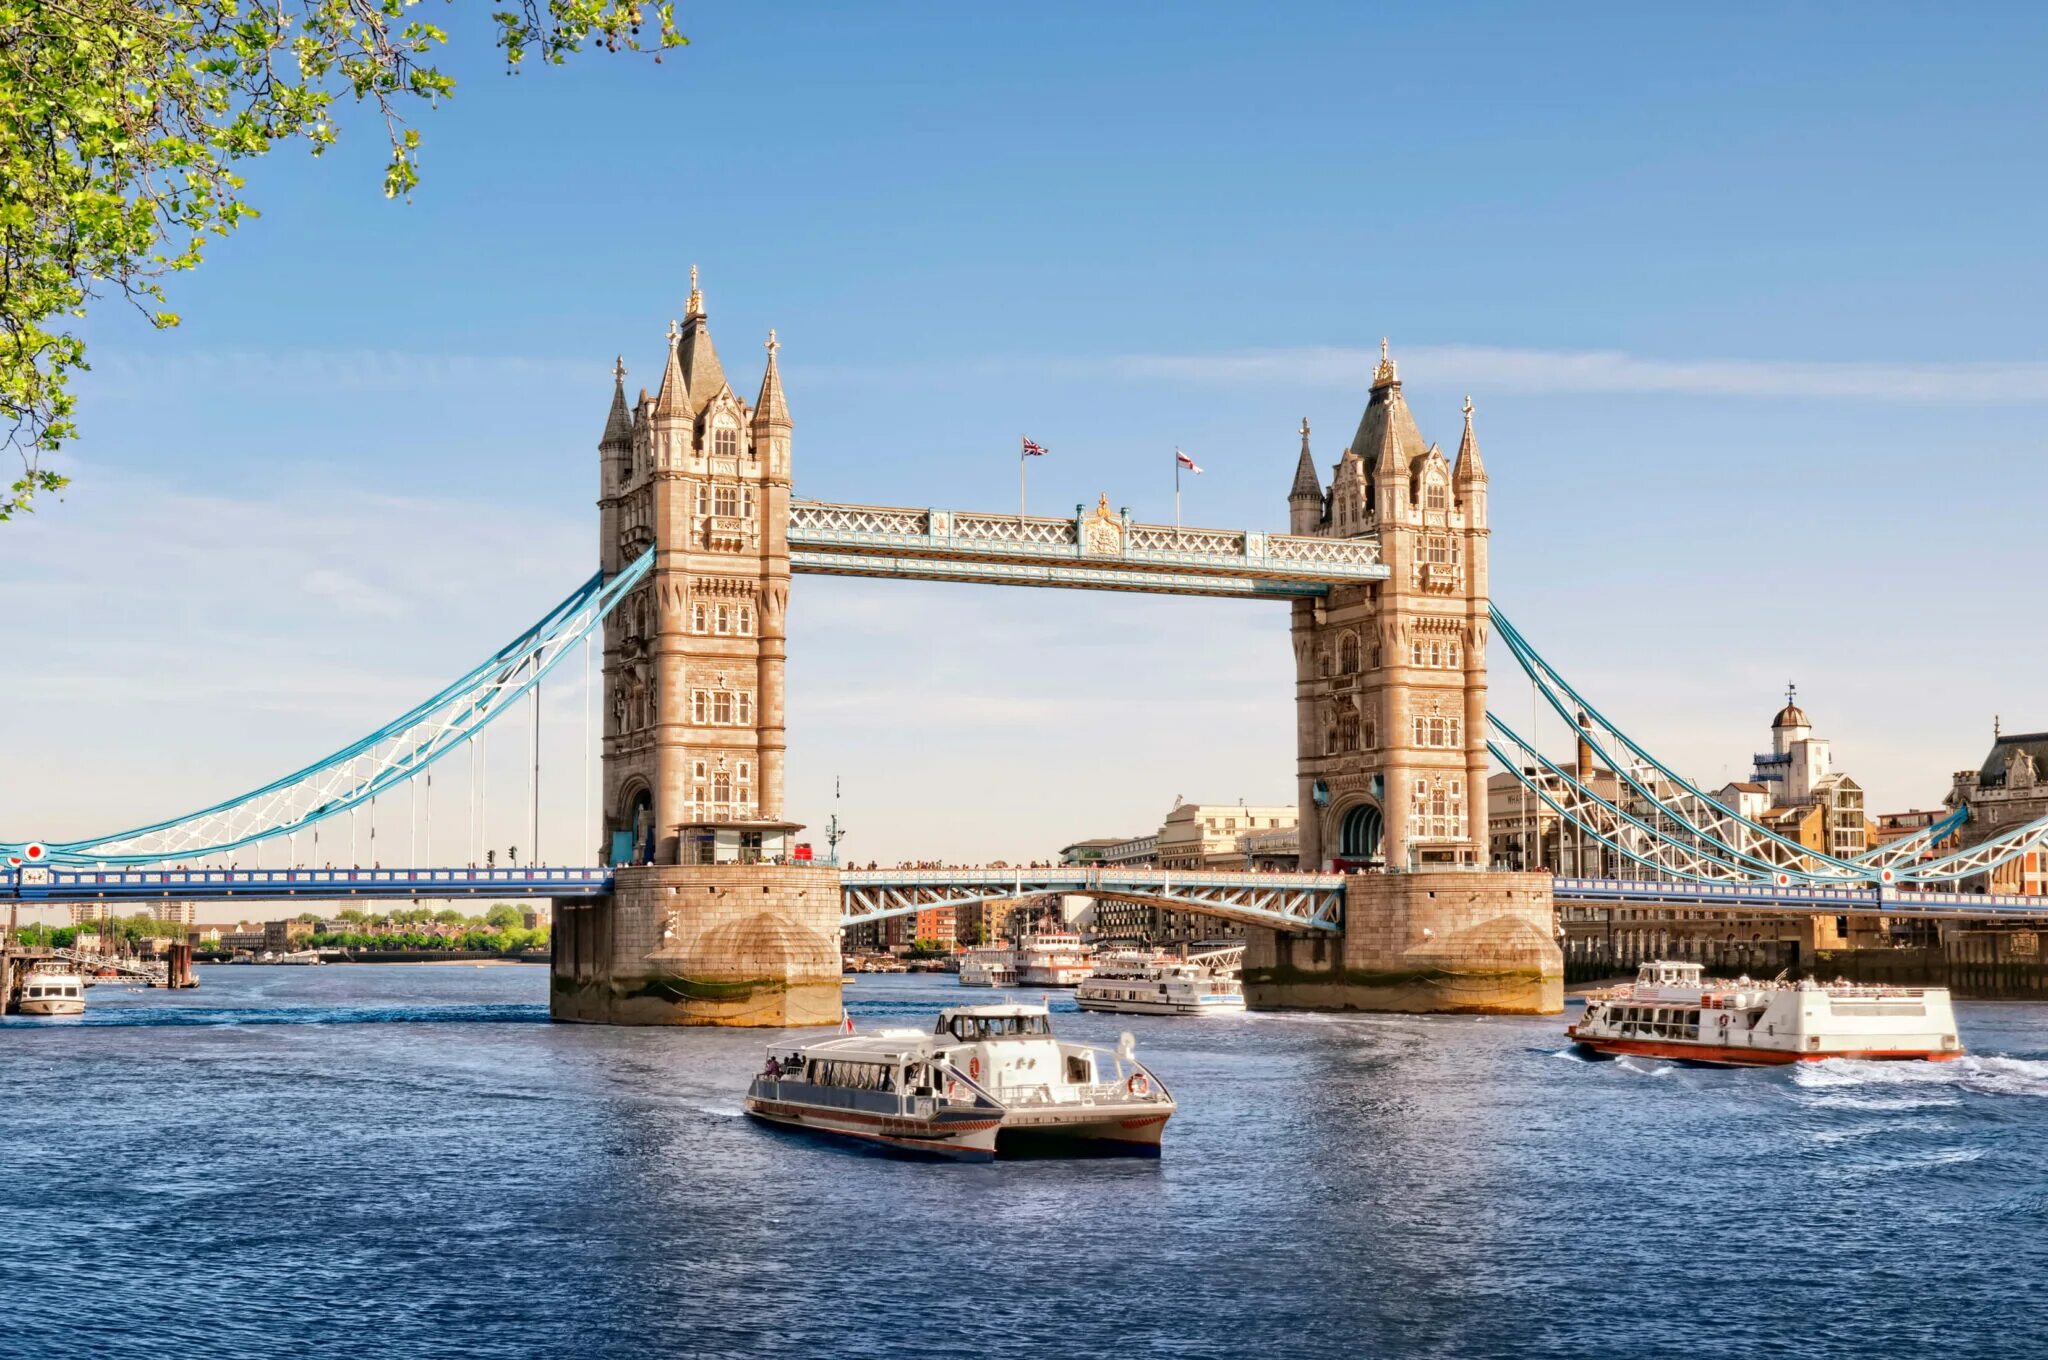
[551,863,843,1026]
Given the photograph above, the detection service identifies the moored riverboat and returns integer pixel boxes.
[1568,960,1963,1066]
[1076,946,1246,1016]
[745,1003,1175,1160]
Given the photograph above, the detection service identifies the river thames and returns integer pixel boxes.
[4,966,2046,1359]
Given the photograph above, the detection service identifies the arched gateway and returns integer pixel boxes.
[552,279,1560,1027]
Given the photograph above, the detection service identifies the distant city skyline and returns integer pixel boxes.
[4,3,2044,864]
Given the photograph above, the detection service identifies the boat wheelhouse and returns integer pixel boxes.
[1568,961,1963,1066]
[744,1002,1175,1160]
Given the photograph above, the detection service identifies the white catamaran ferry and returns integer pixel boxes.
[744,1002,1175,1160]
[1568,961,1963,1066]
[1014,930,1094,987]
[1076,946,1246,1016]
[957,946,1017,988]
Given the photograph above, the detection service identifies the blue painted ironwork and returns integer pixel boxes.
[5,865,613,903]
[1552,876,2048,921]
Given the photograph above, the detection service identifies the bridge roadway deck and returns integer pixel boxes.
[839,866,1350,931]
[8,868,2047,925]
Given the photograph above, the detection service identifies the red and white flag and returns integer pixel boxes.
[1021,437,1048,457]
[1176,449,1203,474]
[842,1013,855,1034]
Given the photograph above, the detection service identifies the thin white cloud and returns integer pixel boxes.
[301,567,409,619]
[82,341,2048,405]
[1105,344,2048,402]
[87,348,588,394]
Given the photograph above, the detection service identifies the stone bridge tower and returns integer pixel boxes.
[597,268,793,868]
[557,270,840,1027]
[1289,342,1491,872]
[1250,342,1560,1015]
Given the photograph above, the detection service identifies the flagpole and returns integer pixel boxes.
[1174,448,1181,528]
[1019,436,1026,520]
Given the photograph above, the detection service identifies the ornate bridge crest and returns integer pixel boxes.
[1080,493,1125,557]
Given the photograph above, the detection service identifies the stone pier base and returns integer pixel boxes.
[1245,870,1562,1015]
[550,863,844,1026]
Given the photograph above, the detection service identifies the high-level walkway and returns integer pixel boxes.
[788,499,1386,598]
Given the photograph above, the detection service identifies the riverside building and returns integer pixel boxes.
[1947,723,2048,896]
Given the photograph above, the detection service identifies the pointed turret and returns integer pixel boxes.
[1290,417,1322,499]
[1453,394,1486,484]
[677,264,728,411]
[752,329,791,431]
[1288,417,1324,533]
[600,356,633,449]
[1351,337,1431,481]
[651,319,690,420]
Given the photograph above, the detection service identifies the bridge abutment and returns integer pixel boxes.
[550,863,843,1026]
[1245,870,1562,1014]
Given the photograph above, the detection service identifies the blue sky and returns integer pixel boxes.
[4,3,2046,866]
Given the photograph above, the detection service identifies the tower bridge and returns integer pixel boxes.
[12,273,2048,1024]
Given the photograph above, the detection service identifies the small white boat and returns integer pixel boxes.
[958,946,1017,988]
[17,966,87,1017]
[745,1002,1175,1160]
[1077,946,1246,1016]
[1568,961,1964,1066]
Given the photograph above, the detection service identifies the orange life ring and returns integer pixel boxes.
[1718,1013,1732,1029]
[944,1077,963,1101]
[1127,1072,1152,1098]
[968,1056,980,1080]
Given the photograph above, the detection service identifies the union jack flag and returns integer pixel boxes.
[1020,437,1048,457]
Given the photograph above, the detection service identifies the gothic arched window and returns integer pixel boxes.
[1338,632,1360,674]
[1426,481,1447,513]
[714,426,739,459]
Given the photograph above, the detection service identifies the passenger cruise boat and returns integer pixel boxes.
[958,946,1017,988]
[1077,946,1246,1016]
[16,966,87,1017]
[744,1002,1175,1160]
[1568,961,1963,1066]
[1014,930,1094,987]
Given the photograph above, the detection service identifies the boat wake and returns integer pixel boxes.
[1791,1053,2048,1101]
[15,1002,547,1029]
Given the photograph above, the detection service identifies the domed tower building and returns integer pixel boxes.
[556,270,841,1027]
